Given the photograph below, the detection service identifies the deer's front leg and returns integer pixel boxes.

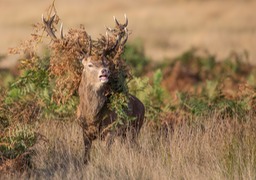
[79,119,95,164]
[82,131,92,164]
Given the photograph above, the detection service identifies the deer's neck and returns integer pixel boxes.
[78,76,107,123]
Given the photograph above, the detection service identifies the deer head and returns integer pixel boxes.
[81,56,110,90]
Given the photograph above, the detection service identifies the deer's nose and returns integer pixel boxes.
[101,68,109,74]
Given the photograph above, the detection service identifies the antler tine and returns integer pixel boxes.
[87,35,92,56]
[113,16,120,27]
[124,14,128,27]
[42,14,57,40]
[113,34,120,50]
[60,23,64,39]
[103,31,110,55]
[120,27,129,46]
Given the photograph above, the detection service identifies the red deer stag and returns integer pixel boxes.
[42,14,145,163]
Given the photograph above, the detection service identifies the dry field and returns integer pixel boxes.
[1,0,256,179]
[2,115,256,180]
[32,117,256,180]
[0,0,256,69]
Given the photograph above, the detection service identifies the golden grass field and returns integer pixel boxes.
[2,114,256,179]
[0,0,256,69]
[1,1,256,179]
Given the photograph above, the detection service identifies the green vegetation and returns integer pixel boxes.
[1,40,256,178]
[123,39,149,76]
[0,124,36,159]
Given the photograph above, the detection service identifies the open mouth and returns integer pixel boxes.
[99,74,109,82]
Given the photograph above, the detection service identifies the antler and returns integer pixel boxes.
[42,14,93,61]
[114,14,128,29]
[103,14,129,56]
[42,14,64,40]
[113,14,129,46]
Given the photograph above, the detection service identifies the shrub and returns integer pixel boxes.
[0,124,36,159]
[123,39,149,76]
[129,69,169,124]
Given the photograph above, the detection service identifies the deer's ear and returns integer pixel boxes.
[82,57,88,67]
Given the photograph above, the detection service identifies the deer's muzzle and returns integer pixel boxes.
[99,68,110,83]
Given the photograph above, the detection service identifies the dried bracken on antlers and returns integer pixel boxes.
[77,34,92,59]
[42,13,129,62]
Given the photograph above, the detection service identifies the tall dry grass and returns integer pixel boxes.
[2,112,256,180]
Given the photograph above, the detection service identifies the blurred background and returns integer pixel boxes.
[0,0,256,69]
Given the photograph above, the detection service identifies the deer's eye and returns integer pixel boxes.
[88,63,93,68]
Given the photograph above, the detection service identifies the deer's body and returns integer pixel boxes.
[77,57,144,162]
[42,14,144,163]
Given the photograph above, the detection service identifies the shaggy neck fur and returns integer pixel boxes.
[78,71,107,124]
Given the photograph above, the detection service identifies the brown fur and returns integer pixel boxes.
[77,56,145,163]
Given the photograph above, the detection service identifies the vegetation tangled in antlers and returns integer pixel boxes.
[10,7,131,104]
[44,13,131,103]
